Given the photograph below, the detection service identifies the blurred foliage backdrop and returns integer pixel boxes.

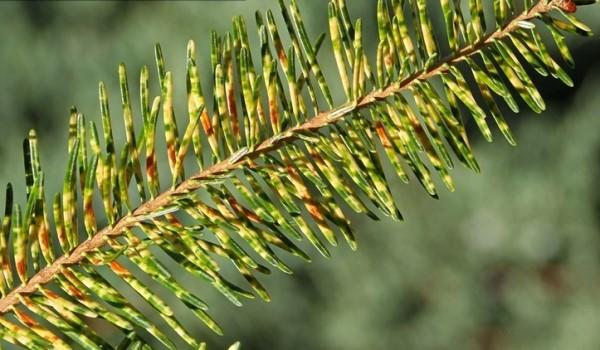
[0,1,600,349]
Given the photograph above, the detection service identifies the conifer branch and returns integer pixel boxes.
[0,0,594,348]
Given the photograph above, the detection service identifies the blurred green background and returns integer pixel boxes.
[0,1,600,349]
